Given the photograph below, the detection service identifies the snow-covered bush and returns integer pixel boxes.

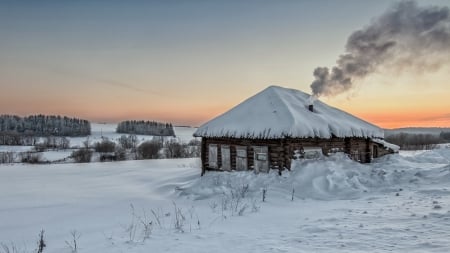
[71,148,92,163]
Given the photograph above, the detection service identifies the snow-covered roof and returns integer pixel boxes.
[372,138,400,152]
[194,86,384,139]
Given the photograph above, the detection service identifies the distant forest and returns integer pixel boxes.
[385,132,450,150]
[116,120,175,136]
[0,115,91,137]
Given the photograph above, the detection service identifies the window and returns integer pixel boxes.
[208,144,218,168]
[237,149,246,157]
[253,146,269,173]
[256,153,267,161]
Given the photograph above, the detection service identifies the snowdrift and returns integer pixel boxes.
[180,149,450,200]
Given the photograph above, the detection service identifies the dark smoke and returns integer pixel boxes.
[310,1,450,97]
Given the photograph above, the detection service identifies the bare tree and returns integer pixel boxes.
[164,139,187,158]
[65,230,81,253]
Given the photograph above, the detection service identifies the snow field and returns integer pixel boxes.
[70,123,198,148]
[1,149,450,252]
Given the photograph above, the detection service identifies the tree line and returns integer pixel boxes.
[385,131,450,150]
[440,132,450,141]
[0,115,90,145]
[116,120,175,136]
[0,115,90,136]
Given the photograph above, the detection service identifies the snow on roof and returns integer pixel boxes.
[372,138,400,152]
[194,86,384,139]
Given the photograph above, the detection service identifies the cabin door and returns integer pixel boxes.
[235,146,248,171]
[253,146,269,173]
[221,145,231,171]
[373,145,378,158]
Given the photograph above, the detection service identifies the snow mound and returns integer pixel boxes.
[194,86,383,139]
[179,154,373,200]
[180,149,450,200]
[404,149,450,164]
[289,155,371,199]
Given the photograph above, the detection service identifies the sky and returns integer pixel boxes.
[0,0,449,129]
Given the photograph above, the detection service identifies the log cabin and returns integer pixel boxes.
[194,86,398,175]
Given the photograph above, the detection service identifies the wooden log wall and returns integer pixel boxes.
[200,136,377,174]
[345,137,373,163]
[375,143,395,157]
[203,137,284,171]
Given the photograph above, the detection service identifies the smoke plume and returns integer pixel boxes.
[310,1,450,97]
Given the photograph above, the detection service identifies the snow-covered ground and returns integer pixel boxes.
[70,123,198,148]
[0,145,34,152]
[1,150,450,252]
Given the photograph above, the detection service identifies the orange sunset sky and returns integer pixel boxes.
[1,0,449,129]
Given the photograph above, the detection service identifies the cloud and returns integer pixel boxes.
[98,79,162,96]
[420,113,450,122]
[48,66,168,97]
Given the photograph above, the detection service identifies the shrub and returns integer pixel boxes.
[71,148,92,163]
[20,152,43,164]
[188,139,201,146]
[57,136,70,149]
[94,139,116,153]
[114,146,127,161]
[0,152,15,164]
[33,143,48,152]
[37,229,46,253]
[138,140,162,159]
[34,136,70,152]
